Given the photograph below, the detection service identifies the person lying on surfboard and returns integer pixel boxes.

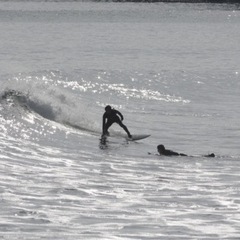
[157,144,215,157]
[102,105,132,139]
[157,144,187,156]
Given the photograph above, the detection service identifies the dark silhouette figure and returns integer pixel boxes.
[157,144,187,156]
[157,144,215,157]
[102,105,132,138]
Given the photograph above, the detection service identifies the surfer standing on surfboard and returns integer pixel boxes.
[102,105,132,139]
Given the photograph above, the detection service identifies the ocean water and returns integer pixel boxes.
[0,1,240,239]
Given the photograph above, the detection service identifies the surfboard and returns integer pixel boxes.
[126,134,150,141]
[99,134,150,147]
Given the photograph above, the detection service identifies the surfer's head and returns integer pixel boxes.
[157,144,165,154]
[105,105,112,112]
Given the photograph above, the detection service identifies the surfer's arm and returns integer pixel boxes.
[115,110,124,121]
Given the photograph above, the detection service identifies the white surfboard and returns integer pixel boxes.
[126,134,150,141]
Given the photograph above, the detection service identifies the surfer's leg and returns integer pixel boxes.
[104,121,113,135]
[118,121,132,138]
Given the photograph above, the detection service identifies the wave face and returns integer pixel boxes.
[0,69,191,138]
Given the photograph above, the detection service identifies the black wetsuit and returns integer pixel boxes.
[157,145,215,157]
[102,109,131,137]
[161,149,187,156]
[157,145,187,156]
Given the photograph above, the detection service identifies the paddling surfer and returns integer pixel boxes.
[157,144,187,156]
[157,144,215,157]
[102,105,132,138]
